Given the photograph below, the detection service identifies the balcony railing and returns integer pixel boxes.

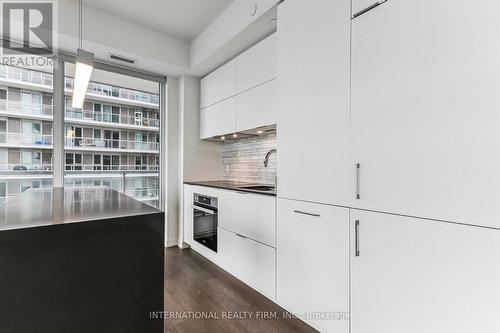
[65,78,159,105]
[0,64,53,86]
[0,64,159,106]
[65,137,159,152]
[126,187,159,199]
[65,107,159,128]
[0,163,52,171]
[0,132,53,146]
[64,164,159,171]
[0,100,53,116]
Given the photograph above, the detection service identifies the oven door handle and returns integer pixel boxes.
[192,205,216,215]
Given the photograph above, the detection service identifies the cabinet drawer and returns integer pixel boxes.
[218,227,275,299]
[236,79,277,132]
[236,33,277,94]
[218,190,275,247]
[200,60,236,108]
[200,98,236,139]
[277,199,349,333]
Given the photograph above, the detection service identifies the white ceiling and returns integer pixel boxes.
[78,0,235,43]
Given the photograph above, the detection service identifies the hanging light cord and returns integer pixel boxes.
[79,0,83,49]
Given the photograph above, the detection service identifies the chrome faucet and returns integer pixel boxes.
[264,149,276,167]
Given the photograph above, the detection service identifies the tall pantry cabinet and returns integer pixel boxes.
[351,0,500,228]
[276,0,351,332]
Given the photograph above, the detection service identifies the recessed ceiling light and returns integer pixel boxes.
[232,133,238,138]
[221,136,225,140]
[257,130,263,134]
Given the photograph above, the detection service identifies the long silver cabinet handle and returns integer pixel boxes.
[352,0,387,19]
[355,220,360,257]
[293,210,320,217]
[356,163,361,200]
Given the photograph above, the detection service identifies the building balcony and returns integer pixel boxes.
[65,107,159,131]
[125,187,159,201]
[0,100,53,119]
[64,137,159,153]
[64,164,159,172]
[0,102,159,131]
[0,65,159,109]
[0,163,52,171]
[0,132,53,148]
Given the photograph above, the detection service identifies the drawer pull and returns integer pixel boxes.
[355,220,360,257]
[293,210,320,217]
[356,163,361,200]
[353,1,387,19]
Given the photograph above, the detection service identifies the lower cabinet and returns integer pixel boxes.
[218,227,276,299]
[351,209,500,333]
[218,189,275,246]
[277,199,349,333]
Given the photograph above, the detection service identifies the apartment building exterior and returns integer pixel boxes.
[0,63,160,208]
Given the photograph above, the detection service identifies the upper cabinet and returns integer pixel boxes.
[351,0,500,227]
[236,33,277,94]
[200,33,278,139]
[236,78,276,132]
[276,0,351,206]
[200,59,236,109]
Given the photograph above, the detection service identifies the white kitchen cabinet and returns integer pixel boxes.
[351,209,500,333]
[200,59,236,108]
[200,98,236,139]
[236,33,277,94]
[218,227,275,299]
[276,0,351,206]
[277,199,349,333]
[218,189,275,247]
[351,0,500,227]
[236,79,276,132]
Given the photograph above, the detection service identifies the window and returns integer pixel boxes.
[0,58,162,209]
[63,64,161,208]
[0,61,53,198]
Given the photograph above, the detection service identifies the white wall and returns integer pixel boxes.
[165,78,180,247]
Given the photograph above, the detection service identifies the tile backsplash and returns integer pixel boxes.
[222,133,276,185]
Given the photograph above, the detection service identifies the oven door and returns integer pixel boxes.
[192,204,218,252]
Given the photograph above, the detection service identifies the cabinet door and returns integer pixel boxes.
[351,209,500,333]
[276,0,351,206]
[277,199,349,333]
[236,79,276,132]
[218,227,275,299]
[200,98,236,139]
[218,190,275,247]
[351,0,500,227]
[236,33,277,94]
[200,60,236,108]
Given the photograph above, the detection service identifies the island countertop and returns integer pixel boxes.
[0,186,160,232]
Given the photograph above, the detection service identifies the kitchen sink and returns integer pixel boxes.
[237,185,275,192]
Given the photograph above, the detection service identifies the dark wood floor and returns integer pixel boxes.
[165,247,318,333]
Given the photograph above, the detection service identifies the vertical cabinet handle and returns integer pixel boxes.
[356,163,361,199]
[355,220,360,257]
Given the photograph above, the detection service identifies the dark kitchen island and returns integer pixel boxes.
[0,187,164,333]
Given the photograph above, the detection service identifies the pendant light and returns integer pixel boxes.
[72,0,94,108]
